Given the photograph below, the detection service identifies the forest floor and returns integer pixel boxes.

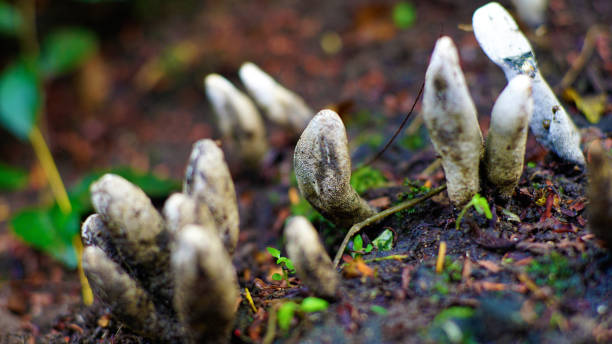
[1,0,611,343]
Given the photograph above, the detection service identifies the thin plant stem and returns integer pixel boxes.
[333,184,446,268]
[29,126,71,213]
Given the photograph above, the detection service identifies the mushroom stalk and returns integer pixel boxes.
[422,36,484,206]
[485,75,533,197]
[294,109,376,227]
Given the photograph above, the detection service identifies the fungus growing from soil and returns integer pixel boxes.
[204,73,268,166]
[294,109,376,228]
[586,142,612,248]
[284,216,340,299]
[183,139,240,255]
[423,36,537,204]
[473,2,584,165]
[485,75,533,197]
[239,62,313,135]
[422,36,484,206]
[82,139,241,343]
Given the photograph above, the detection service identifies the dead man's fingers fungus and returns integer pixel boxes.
[422,36,484,206]
[294,109,376,228]
[485,75,533,197]
[205,73,268,166]
[473,2,584,165]
[172,224,240,344]
[285,216,340,299]
[587,142,612,248]
[239,62,313,135]
[183,139,240,255]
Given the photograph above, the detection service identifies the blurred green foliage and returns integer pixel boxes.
[0,161,28,191]
[11,168,180,267]
[0,1,98,141]
[350,166,387,195]
[0,1,22,35]
[0,59,40,140]
[392,2,416,29]
[372,228,394,251]
[277,297,329,332]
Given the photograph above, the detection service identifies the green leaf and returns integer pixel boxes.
[0,59,40,140]
[300,297,329,313]
[371,305,388,315]
[39,28,98,78]
[10,208,77,268]
[372,228,394,251]
[267,247,281,258]
[0,1,22,35]
[277,302,298,331]
[392,2,416,29]
[0,162,28,190]
[365,243,373,253]
[473,195,492,219]
[272,273,283,281]
[353,234,363,252]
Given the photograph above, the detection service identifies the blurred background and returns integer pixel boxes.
[0,0,610,340]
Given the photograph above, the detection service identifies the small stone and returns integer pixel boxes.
[485,75,533,197]
[204,73,268,166]
[172,225,239,344]
[183,139,240,255]
[239,62,313,134]
[422,36,484,206]
[473,2,584,165]
[293,109,376,227]
[285,216,339,299]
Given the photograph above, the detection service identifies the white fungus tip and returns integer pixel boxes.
[473,2,533,65]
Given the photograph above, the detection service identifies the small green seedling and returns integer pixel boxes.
[277,297,329,331]
[350,234,373,258]
[455,194,492,230]
[267,247,296,283]
[372,228,394,251]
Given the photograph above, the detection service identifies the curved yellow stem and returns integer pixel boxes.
[28,126,71,213]
[29,125,93,305]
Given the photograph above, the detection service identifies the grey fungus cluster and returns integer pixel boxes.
[423,36,534,205]
[205,62,313,167]
[82,139,239,343]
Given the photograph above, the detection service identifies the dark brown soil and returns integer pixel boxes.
[1,0,611,343]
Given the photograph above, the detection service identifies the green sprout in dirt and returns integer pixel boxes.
[350,234,373,258]
[350,165,387,195]
[455,193,492,230]
[267,247,296,283]
[277,297,329,332]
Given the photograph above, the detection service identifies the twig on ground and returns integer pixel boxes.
[332,184,447,268]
